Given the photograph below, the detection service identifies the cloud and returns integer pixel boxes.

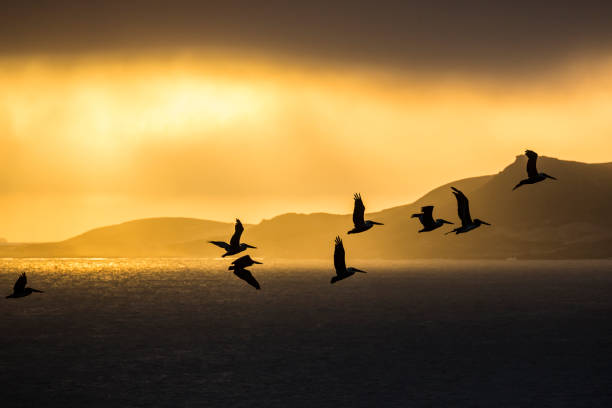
[2,1,612,74]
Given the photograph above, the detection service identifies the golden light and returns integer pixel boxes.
[1,53,612,241]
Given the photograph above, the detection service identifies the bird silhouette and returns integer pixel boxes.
[232,268,261,290]
[347,193,383,234]
[411,205,453,232]
[331,236,367,284]
[228,255,262,270]
[513,150,557,190]
[209,219,256,257]
[6,273,44,299]
[446,187,491,234]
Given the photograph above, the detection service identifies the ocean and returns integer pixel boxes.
[2,259,612,407]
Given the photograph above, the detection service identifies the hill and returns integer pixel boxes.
[2,155,612,259]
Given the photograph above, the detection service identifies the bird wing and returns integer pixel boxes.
[411,212,425,226]
[231,255,251,269]
[14,273,26,293]
[209,241,230,250]
[352,193,365,226]
[234,268,260,289]
[525,150,539,178]
[421,206,435,226]
[451,187,472,226]
[229,219,244,247]
[334,236,346,274]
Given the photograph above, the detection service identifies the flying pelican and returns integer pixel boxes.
[411,206,453,232]
[347,193,383,234]
[228,255,262,289]
[513,150,557,191]
[228,255,262,271]
[331,236,367,284]
[209,219,256,257]
[446,187,491,234]
[6,273,43,299]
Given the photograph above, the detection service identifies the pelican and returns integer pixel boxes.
[347,193,383,234]
[6,273,43,299]
[411,206,453,232]
[513,150,557,191]
[228,255,262,271]
[209,219,256,257]
[446,187,491,234]
[331,236,367,284]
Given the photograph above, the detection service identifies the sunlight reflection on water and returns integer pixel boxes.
[2,258,612,407]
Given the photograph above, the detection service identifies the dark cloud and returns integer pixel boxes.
[2,1,612,73]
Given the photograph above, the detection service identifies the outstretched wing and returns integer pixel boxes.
[14,273,26,293]
[352,193,365,226]
[333,236,346,274]
[411,212,425,226]
[229,219,244,247]
[209,241,230,250]
[233,268,260,290]
[451,187,472,226]
[421,206,435,226]
[525,150,538,178]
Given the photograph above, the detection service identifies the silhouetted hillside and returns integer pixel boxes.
[0,218,234,257]
[2,156,612,259]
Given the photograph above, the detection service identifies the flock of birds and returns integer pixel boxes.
[6,150,556,295]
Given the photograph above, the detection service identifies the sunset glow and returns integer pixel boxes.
[2,53,612,241]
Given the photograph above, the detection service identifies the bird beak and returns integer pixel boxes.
[482,221,491,226]
[253,260,262,264]
[245,244,257,248]
[354,269,367,273]
[371,221,384,225]
[548,175,557,180]
[442,220,454,224]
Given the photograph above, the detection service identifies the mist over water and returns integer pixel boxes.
[2,259,612,407]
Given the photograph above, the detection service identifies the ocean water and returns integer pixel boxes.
[1,258,612,407]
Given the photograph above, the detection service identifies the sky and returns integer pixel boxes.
[2,1,612,242]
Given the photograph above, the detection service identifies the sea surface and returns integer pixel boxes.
[2,258,612,407]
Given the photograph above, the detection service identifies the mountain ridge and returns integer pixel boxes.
[2,155,612,259]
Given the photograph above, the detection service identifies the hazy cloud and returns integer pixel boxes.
[2,1,612,74]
